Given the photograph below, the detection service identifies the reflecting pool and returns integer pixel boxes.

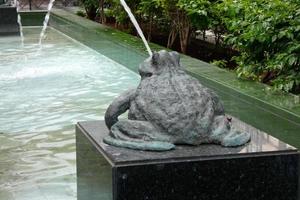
[0,27,139,200]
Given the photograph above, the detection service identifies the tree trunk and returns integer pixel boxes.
[179,26,190,53]
[99,0,105,24]
[177,12,191,54]
[147,15,153,42]
[167,27,178,48]
[166,8,191,52]
[85,7,97,20]
[215,32,222,46]
[202,30,206,41]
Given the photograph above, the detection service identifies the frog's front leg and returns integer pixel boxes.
[103,120,175,151]
[105,89,136,129]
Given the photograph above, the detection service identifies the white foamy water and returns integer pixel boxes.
[0,27,139,200]
[120,0,153,57]
[0,66,66,80]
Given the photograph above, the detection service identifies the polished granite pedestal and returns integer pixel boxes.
[0,6,19,35]
[76,120,299,200]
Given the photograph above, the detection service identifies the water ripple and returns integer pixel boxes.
[0,27,139,200]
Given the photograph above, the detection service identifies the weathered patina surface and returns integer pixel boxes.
[104,50,250,151]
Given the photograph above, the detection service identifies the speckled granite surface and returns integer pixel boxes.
[76,121,299,200]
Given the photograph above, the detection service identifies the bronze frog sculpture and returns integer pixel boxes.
[104,50,250,151]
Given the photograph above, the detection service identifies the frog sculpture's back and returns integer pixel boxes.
[104,50,250,151]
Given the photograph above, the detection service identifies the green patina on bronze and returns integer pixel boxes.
[104,50,250,151]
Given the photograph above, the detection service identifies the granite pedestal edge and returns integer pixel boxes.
[76,120,299,200]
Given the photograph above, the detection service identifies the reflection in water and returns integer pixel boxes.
[0,127,76,200]
[0,27,139,200]
[231,117,293,153]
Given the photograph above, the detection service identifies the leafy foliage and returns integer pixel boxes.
[221,0,300,92]
[76,10,86,17]
[178,0,210,29]
[82,0,300,93]
[178,0,226,44]
[79,0,98,20]
[105,0,139,25]
[211,59,228,68]
[137,0,165,40]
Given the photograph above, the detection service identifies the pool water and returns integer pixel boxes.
[0,27,139,200]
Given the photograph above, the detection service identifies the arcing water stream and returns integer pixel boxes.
[14,0,24,46]
[12,0,54,47]
[120,0,153,57]
[38,0,55,46]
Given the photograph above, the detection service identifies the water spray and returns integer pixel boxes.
[38,0,55,46]
[120,0,153,57]
[15,0,24,47]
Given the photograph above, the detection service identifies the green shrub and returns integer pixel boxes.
[221,0,300,93]
[178,0,225,45]
[211,59,228,68]
[87,0,300,93]
[79,0,98,20]
[76,10,86,17]
[104,0,140,25]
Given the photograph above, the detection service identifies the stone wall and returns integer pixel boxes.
[0,6,19,35]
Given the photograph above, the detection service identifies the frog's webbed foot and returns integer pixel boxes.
[221,129,250,147]
[210,116,250,147]
[103,120,175,151]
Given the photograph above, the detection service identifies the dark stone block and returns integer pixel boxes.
[76,120,299,200]
[76,126,112,200]
[0,6,19,35]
